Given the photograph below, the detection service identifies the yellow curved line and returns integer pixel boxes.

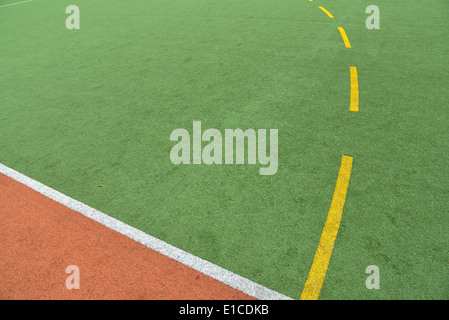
[350,67,359,112]
[319,6,334,18]
[338,27,351,48]
[300,155,354,300]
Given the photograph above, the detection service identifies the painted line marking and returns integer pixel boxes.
[300,155,354,300]
[0,0,33,8]
[349,66,359,112]
[0,162,292,300]
[318,6,334,18]
[338,27,351,48]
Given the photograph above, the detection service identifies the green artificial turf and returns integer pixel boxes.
[1,0,448,299]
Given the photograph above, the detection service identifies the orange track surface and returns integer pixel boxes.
[0,173,255,300]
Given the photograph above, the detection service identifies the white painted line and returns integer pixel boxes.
[0,162,293,300]
[0,0,33,8]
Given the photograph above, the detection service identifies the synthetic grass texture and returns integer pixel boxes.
[0,0,448,299]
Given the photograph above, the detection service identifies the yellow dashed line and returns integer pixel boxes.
[349,66,359,112]
[318,6,334,18]
[300,155,354,300]
[338,27,351,48]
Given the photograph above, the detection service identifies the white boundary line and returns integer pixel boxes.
[0,0,33,9]
[0,162,292,300]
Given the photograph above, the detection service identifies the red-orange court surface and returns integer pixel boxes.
[0,173,255,300]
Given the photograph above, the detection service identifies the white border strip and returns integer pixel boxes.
[0,0,33,9]
[0,162,292,300]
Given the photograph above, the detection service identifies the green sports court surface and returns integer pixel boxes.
[1,0,448,299]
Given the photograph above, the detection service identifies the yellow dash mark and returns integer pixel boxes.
[338,27,351,48]
[319,6,334,18]
[350,66,359,112]
[300,155,354,300]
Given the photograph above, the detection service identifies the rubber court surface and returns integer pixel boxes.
[0,172,254,299]
[1,0,448,299]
